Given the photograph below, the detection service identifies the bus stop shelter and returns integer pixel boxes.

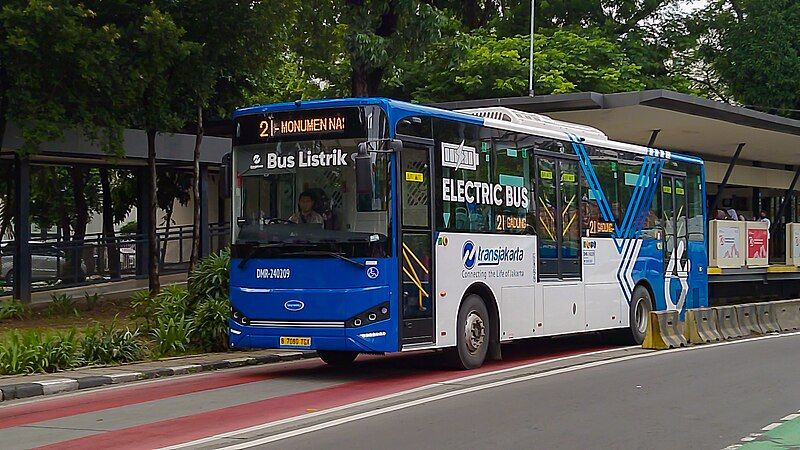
[439,90,800,302]
[0,123,232,302]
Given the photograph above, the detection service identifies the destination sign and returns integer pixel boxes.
[235,107,366,145]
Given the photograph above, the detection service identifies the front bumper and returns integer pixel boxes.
[228,318,397,353]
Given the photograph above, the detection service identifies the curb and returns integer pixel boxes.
[0,351,316,403]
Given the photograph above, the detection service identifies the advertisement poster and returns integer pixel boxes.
[747,228,768,259]
[793,228,800,258]
[717,225,740,258]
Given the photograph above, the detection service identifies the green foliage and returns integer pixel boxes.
[81,319,145,365]
[394,28,645,103]
[0,0,127,155]
[84,293,101,312]
[192,297,230,352]
[130,289,157,328]
[119,221,138,234]
[0,329,82,375]
[48,293,79,317]
[698,0,800,116]
[0,299,30,320]
[155,285,193,319]
[151,315,193,357]
[188,249,230,303]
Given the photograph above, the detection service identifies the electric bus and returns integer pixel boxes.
[228,98,708,369]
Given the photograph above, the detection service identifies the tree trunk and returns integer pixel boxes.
[71,166,90,282]
[189,105,203,273]
[100,168,121,280]
[147,129,160,294]
[351,64,384,97]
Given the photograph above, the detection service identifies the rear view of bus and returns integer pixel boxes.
[228,100,398,366]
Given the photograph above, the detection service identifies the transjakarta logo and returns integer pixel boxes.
[461,240,524,270]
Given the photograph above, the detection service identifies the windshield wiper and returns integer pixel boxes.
[237,242,284,269]
[282,250,366,269]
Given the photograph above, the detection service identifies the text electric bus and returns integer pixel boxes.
[228,98,708,369]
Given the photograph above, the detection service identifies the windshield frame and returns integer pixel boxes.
[231,106,392,259]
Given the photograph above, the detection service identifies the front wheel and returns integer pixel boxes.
[447,294,490,370]
[318,350,358,367]
[628,285,653,344]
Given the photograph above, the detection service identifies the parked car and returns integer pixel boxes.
[0,243,87,284]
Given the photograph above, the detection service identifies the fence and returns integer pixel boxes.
[0,223,230,294]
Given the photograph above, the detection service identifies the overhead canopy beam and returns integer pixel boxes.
[710,143,746,214]
[647,129,661,148]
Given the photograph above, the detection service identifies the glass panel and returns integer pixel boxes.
[492,144,533,234]
[685,164,704,241]
[560,160,580,259]
[401,233,432,320]
[662,177,675,272]
[401,148,430,228]
[232,139,390,258]
[537,158,558,261]
[675,177,688,269]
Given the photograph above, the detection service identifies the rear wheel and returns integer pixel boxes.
[628,285,653,344]
[318,350,358,367]
[447,294,490,370]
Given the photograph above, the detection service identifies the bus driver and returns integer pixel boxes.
[289,191,324,225]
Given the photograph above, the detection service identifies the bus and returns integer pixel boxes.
[228,98,708,369]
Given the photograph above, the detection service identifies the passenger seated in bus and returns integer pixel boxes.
[289,191,324,225]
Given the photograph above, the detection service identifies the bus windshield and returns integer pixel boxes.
[233,138,391,258]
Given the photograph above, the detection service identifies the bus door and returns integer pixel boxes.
[536,155,581,279]
[398,140,435,345]
[661,174,689,283]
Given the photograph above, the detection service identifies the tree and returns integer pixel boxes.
[697,0,800,117]
[92,2,197,294]
[290,0,443,97]
[0,1,126,155]
[168,0,290,272]
[388,28,645,103]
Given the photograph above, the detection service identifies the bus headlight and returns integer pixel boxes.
[346,302,390,328]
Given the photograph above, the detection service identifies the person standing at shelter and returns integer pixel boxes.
[759,210,771,239]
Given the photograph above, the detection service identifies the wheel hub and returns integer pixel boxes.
[635,297,650,334]
[464,310,485,354]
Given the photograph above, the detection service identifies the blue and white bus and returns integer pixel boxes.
[228,98,708,369]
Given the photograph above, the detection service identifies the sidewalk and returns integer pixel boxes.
[0,348,316,402]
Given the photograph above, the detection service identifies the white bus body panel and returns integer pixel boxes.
[432,233,636,349]
[434,233,538,347]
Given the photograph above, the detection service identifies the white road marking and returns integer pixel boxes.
[160,346,636,450]
[166,331,800,450]
[781,413,800,421]
[761,422,783,431]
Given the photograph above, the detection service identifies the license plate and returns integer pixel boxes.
[280,336,311,347]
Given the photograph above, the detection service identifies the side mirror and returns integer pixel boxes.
[355,142,374,195]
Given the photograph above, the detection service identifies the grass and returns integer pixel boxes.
[0,296,137,342]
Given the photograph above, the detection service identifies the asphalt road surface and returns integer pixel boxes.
[1,332,798,450]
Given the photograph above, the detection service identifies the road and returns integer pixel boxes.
[1,333,798,449]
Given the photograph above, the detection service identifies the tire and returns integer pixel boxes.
[447,294,490,370]
[628,285,653,345]
[318,350,358,367]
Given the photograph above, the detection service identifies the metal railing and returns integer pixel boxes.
[0,223,230,293]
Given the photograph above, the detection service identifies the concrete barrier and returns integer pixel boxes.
[684,308,722,344]
[714,306,742,340]
[643,310,687,350]
[755,303,781,333]
[773,300,800,332]
[734,303,760,336]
